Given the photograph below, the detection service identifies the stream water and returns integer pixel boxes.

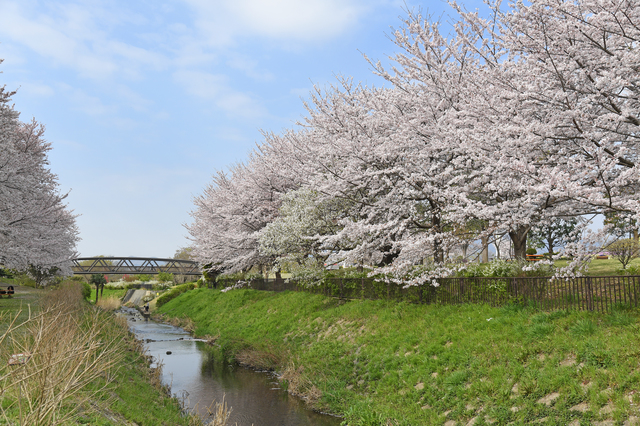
[123,308,342,426]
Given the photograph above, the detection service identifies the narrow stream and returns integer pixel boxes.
[123,308,342,426]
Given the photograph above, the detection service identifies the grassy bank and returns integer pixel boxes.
[0,283,201,425]
[157,288,640,425]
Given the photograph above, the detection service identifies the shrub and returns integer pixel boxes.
[526,248,538,255]
[137,274,152,282]
[152,282,171,290]
[104,281,128,289]
[123,274,137,282]
[456,259,554,278]
[156,283,195,307]
[156,272,174,283]
[484,259,522,277]
[608,238,640,270]
[81,282,92,299]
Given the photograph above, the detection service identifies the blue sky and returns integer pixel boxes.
[0,0,487,258]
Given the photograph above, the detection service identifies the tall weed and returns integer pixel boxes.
[0,283,124,426]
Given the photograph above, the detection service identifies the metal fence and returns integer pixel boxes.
[216,275,640,313]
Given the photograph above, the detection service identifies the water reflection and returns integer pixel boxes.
[124,309,341,426]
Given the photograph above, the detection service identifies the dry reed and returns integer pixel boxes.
[205,395,232,426]
[0,283,125,426]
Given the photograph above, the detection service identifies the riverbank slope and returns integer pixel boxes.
[156,288,640,425]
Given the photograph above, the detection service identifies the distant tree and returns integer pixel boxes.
[156,272,174,283]
[173,247,193,260]
[604,212,638,241]
[89,274,107,303]
[608,239,640,270]
[529,218,579,255]
[78,256,114,267]
[27,265,60,288]
[136,274,152,282]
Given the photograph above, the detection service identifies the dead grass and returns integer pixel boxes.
[204,333,220,346]
[148,358,170,395]
[235,345,282,371]
[0,283,124,426]
[161,314,196,333]
[96,297,121,311]
[204,395,232,426]
[280,361,322,405]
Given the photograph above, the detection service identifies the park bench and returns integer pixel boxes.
[0,287,15,297]
[526,254,544,262]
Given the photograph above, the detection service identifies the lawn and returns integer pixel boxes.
[89,287,127,303]
[555,257,640,276]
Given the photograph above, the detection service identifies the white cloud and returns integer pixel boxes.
[0,1,166,81]
[20,82,55,97]
[173,70,266,119]
[290,87,312,98]
[57,83,114,116]
[183,0,366,46]
[227,54,274,81]
[114,85,153,113]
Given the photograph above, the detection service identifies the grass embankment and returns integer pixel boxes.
[157,288,640,425]
[0,283,201,425]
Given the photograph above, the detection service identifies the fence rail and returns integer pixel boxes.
[215,276,640,313]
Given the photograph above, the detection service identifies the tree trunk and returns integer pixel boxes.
[481,235,489,263]
[95,286,99,304]
[275,270,283,284]
[546,237,554,255]
[432,212,444,263]
[509,226,530,260]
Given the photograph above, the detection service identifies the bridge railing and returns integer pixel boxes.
[71,257,201,276]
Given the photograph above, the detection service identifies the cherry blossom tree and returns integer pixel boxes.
[187,150,296,275]
[0,78,79,282]
[189,0,640,283]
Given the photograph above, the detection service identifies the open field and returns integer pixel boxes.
[554,258,640,276]
[0,285,43,335]
[158,287,640,425]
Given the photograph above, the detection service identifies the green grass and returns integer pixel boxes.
[89,287,127,303]
[158,288,640,425]
[0,285,43,334]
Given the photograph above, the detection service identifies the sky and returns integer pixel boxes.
[0,0,488,259]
